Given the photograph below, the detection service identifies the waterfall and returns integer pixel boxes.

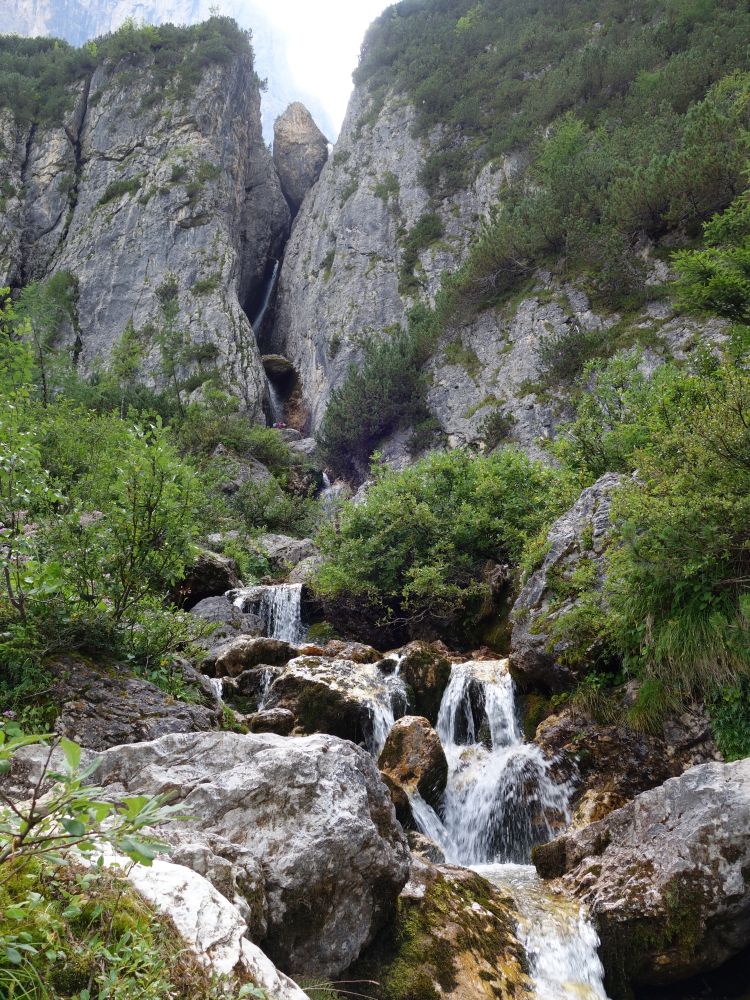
[369,655,409,757]
[233,584,305,644]
[256,667,276,711]
[410,660,609,999]
[267,378,285,424]
[252,259,280,333]
[433,661,571,865]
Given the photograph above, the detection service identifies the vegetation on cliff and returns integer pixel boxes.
[0,16,258,125]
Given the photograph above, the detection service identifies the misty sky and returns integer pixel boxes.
[249,0,391,128]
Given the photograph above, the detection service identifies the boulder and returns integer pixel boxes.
[273,103,329,213]
[119,854,307,1000]
[534,701,719,828]
[190,595,264,656]
[211,444,275,496]
[533,759,750,994]
[394,642,452,722]
[406,831,446,865]
[287,553,325,584]
[204,636,297,677]
[510,473,622,692]
[379,716,448,814]
[176,549,241,609]
[249,707,296,735]
[254,533,319,571]
[318,640,382,664]
[265,655,393,747]
[48,656,219,751]
[94,731,410,977]
[348,858,532,1000]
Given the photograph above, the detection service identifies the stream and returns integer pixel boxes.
[229,584,610,999]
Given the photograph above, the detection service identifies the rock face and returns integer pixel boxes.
[0,39,289,418]
[269,79,726,456]
[49,656,219,750]
[176,550,241,609]
[273,103,329,214]
[379,716,448,814]
[349,858,532,1000]
[395,641,452,723]
[254,533,319,571]
[94,731,411,977]
[534,759,750,994]
[510,473,622,691]
[534,701,720,828]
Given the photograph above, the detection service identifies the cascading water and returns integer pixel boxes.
[409,659,608,999]
[251,259,280,334]
[368,654,409,757]
[233,584,306,643]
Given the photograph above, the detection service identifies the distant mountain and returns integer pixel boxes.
[0,0,336,140]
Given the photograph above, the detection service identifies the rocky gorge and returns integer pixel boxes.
[1,3,749,1000]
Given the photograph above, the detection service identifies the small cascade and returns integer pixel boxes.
[233,584,306,644]
[368,656,409,757]
[256,667,276,711]
[207,677,224,705]
[407,659,608,999]
[430,661,571,865]
[479,864,608,1000]
[251,259,280,334]
[320,472,348,519]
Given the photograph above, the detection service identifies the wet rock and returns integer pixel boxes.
[348,857,532,1000]
[406,831,446,865]
[204,636,297,677]
[249,708,296,736]
[273,102,329,214]
[48,656,219,751]
[379,716,448,813]
[395,641,452,723]
[510,473,622,691]
[534,702,719,828]
[176,549,241,609]
[254,533,319,571]
[94,731,410,977]
[534,759,750,994]
[265,656,391,747]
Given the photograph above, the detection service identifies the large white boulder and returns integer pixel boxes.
[95,730,410,977]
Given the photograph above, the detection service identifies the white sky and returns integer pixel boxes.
[249,0,391,128]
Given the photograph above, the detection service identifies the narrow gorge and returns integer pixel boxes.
[0,4,749,1000]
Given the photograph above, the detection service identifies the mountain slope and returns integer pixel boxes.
[271,0,748,474]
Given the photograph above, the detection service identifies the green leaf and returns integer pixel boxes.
[60,737,81,771]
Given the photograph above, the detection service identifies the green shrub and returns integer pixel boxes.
[314,448,566,630]
[98,174,144,207]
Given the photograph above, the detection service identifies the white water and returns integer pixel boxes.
[368,654,409,757]
[408,659,608,999]
[256,667,276,711]
[252,259,280,333]
[233,584,306,644]
[207,676,224,704]
[267,379,286,424]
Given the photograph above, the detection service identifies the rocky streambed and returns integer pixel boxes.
[11,576,749,1000]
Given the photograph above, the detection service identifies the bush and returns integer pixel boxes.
[314,448,566,631]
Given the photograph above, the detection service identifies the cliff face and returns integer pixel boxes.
[0,43,289,417]
[271,78,722,454]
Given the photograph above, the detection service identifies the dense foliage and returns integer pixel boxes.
[315,448,567,632]
[0,16,256,124]
[544,183,750,752]
[0,284,320,722]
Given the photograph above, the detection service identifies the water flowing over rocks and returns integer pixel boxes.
[533,758,750,994]
[510,473,622,692]
[93,730,411,977]
[273,102,329,215]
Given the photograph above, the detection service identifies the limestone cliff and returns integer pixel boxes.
[0,31,289,418]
